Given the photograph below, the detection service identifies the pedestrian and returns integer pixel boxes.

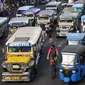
[45,25,49,37]
[42,29,47,41]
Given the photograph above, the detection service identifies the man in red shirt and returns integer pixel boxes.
[47,44,58,79]
[47,44,58,60]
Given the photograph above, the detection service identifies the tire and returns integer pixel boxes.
[51,65,56,79]
[30,65,36,80]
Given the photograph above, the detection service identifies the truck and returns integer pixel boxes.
[2,26,42,81]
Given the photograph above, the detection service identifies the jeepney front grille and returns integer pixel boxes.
[6,63,27,73]
[63,69,72,77]
[59,26,70,32]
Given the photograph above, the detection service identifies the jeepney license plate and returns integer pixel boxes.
[62,34,66,36]
[11,76,20,80]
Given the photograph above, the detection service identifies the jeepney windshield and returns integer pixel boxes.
[38,17,49,20]
[46,5,56,8]
[61,54,78,65]
[8,46,31,52]
[11,22,27,27]
[60,20,72,22]
[68,40,82,45]
[26,14,34,17]
[17,10,25,14]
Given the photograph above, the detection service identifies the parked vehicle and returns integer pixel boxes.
[37,9,55,25]
[67,33,85,45]
[59,45,85,85]
[56,12,79,37]
[2,26,42,81]
[0,17,8,39]
[16,6,33,17]
[8,17,34,34]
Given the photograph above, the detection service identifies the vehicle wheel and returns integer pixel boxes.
[30,65,36,80]
[51,66,56,79]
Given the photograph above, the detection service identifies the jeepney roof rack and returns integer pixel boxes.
[14,37,30,42]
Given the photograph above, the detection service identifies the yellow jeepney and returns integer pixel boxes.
[2,27,42,81]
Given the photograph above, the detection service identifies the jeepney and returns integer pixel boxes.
[59,45,85,85]
[2,27,42,81]
[23,8,41,25]
[16,6,33,17]
[8,17,34,34]
[67,33,85,45]
[56,12,79,37]
[37,9,55,25]
[72,4,84,15]
[46,1,62,20]
[81,15,85,32]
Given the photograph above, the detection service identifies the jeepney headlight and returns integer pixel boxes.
[72,70,76,73]
[29,61,34,67]
[59,68,63,72]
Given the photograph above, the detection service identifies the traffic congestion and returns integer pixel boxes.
[0,0,85,85]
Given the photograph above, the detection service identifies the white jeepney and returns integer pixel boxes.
[56,12,79,37]
[37,9,55,25]
[46,1,62,19]
[8,17,34,34]
[2,27,42,81]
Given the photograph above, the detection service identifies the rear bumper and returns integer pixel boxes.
[2,72,30,81]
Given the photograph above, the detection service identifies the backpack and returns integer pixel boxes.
[50,48,56,60]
